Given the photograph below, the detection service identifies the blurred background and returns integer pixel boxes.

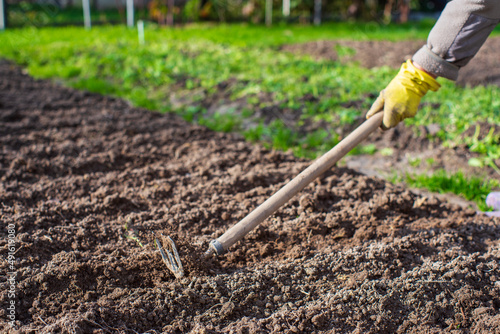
[2,0,448,28]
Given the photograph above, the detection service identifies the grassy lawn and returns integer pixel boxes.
[1,23,498,208]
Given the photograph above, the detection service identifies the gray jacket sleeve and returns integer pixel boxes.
[412,0,500,81]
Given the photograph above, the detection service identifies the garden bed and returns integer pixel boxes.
[1,59,499,333]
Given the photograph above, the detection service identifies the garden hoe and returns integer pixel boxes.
[156,112,383,278]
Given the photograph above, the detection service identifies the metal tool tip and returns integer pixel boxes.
[203,247,215,259]
[156,235,184,279]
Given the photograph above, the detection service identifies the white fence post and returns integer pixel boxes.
[82,0,91,29]
[265,0,272,26]
[283,0,290,17]
[167,0,174,26]
[138,20,145,45]
[0,0,6,31]
[313,0,321,25]
[127,0,134,27]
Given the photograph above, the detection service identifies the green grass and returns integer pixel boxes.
[404,170,499,211]
[142,21,436,46]
[0,23,498,200]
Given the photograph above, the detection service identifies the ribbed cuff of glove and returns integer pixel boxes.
[399,59,441,96]
[412,46,459,81]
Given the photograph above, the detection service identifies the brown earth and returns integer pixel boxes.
[280,36,500,88]
[1,57,500,333]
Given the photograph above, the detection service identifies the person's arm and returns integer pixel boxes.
[413,0,500,80]
[413,62,436,78]
[368,0,500,129]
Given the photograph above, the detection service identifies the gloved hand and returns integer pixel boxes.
[366,59,440,130]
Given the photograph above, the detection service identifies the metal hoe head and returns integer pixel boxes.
[155,234,184,279]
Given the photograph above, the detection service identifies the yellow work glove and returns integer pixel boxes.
[366,59,440,130]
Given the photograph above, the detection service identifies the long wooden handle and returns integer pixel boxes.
[209,112,383,255]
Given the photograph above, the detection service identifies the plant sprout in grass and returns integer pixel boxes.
[425,158,436,166]
[294,129,339,159]
[334,45,357,58]
[338,108,361,125]
[380,147,394,156]
[270,119,297,152]
[244,123,266,142]
[349,143,377,156]
[464,125,500,174]
[199,110,241,133]
[178,105,204,123]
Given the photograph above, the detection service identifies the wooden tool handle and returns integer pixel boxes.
[213,112,383,254]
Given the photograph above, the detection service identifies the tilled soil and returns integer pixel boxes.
[1,60,500,333]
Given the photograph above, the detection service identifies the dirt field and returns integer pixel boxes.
[1,51,499,334]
